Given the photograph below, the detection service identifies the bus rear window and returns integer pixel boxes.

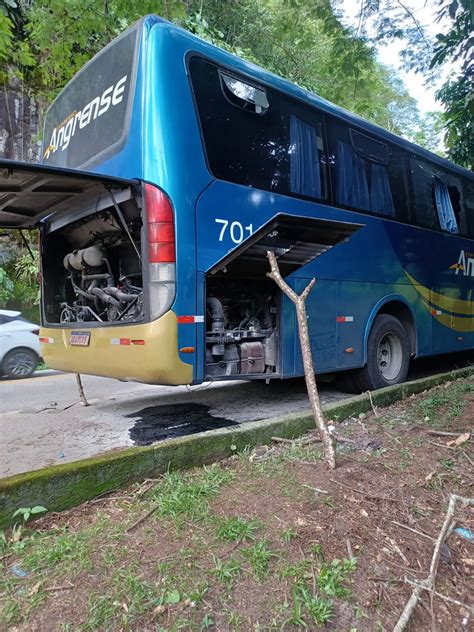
[42,26,139,169]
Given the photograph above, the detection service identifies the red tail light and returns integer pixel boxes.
[145,184,175,263]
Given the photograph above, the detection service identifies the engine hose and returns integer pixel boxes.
[91,287,122,307]
[206,297,225,333]
[102,286,136,302]
[71,276,96,302]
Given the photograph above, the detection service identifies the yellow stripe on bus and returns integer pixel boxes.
[404,271,474,316]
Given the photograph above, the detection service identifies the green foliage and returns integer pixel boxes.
[0,266,14,305]
[317,557,357,598]
[147,464,234,527]
[12,506,47,524]
[357,0,473,168]
[0,231,40,318]
[215,515,260,542]
[211,555,242,589]
[1,0,435,149]
[292,585,333,626]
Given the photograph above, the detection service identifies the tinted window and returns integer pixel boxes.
[42,26,138,169]
[327,118,410,221]
[465,180,474,238]
[410,157,465,233]
[189,57,327,201]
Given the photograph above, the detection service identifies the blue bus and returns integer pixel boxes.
[1,15,472,390]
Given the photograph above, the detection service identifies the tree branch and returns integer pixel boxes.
[394,493,474,631]
[266,251,336,469]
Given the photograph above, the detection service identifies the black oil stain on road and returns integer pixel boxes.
[128,403,239,446]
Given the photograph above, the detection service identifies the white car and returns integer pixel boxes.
[0,309,41,379]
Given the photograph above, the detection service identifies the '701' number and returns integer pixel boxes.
[215,219,253,244]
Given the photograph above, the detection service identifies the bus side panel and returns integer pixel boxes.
[295,278,337,373]
[384,222,474,357]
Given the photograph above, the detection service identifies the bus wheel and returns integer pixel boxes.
[353,314,409,392]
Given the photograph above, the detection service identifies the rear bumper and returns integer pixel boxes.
[39,310,193,385]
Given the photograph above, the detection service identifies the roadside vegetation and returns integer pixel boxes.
[1,377,473,630]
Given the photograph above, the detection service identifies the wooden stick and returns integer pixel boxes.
[126,503,160,532]
[427,430,470,438]
[302,483,329,494]
[393,494,474,632]
[461,450,473,466]
[427,440,456,451]
[267,251,336,469]
[405,579,474,613]
[44,583,75,592]
[272,435,322,445]
[391,521,435,542]
[75,373,89,407]
[366,390,379,416]
[271,436,294,444]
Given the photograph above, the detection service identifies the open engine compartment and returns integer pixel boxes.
[205,278,279,379]
[42,193,144,325]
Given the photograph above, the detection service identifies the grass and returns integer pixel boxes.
[242,538,278,581]
[211,556,242,589]
[317,558,357,598]
[279,553,356,628]
[417,381,473,426]
[214,516,261,542]
[146,465,235,529]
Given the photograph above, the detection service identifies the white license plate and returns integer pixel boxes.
[70,331,90,347]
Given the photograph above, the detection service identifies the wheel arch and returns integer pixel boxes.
[363,295,417,363]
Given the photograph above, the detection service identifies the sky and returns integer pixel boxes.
[339,0,448,114]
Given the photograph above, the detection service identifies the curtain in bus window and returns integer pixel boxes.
[433,178,458,233]
[335,140,370,211]
[370,163,395,217]
[290,116,321,199]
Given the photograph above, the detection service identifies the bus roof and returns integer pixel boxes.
[150,16,472,181]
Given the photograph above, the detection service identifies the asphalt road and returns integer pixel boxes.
[1,351,472,478]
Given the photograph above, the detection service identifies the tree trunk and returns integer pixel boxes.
[266,250,336,469]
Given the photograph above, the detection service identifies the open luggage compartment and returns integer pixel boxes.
[205,277,279,379]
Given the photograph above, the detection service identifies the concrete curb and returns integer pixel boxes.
[1,366,472,528]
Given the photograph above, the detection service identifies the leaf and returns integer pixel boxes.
[165,589,181,604]
[447,432,470,447]
[12,508,25,518]
[31,506,47,514]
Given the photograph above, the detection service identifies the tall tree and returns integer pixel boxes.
[353,0,473,169]
[0,0,444,155]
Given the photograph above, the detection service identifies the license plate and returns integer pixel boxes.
[70,331,90,347]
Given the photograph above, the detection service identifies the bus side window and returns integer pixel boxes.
[189,56,328,202]
[411,157,465,234]
[464,180,474,238]
[327,119,404,219]
[289,115,325,200]
[410,158,439,230]
[433,178,459,234]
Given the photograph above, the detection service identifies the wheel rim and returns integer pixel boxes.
[377,332,403,381]
[5,352,35,376]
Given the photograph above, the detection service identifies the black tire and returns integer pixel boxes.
[2,347,39,379]
[352,314,410,392]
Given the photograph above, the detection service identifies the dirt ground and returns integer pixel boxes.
[1,377,473,631]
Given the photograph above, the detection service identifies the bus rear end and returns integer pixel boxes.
[4,18,194,385]
[38,179,191,384]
